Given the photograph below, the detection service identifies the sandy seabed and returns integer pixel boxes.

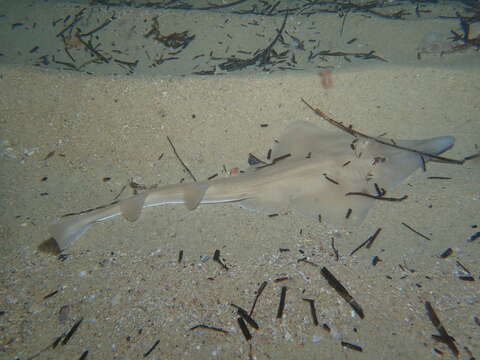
[0,62,479,359]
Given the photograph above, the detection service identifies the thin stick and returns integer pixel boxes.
[276,286,287,319]
[302,298,319,326]
[166,136,197,182]
[346,192,407,202]
[189,324,229,334]
[231,304,259,329]
[249,281,267,316]
[424,301,459,358]
[401,222,431,241]
[143,340,160,357]
[320,267,364,319]
[301,98,464,165]
[62,318,83,345]
[237,317,252,341]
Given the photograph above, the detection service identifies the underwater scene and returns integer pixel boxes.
[0,0,479,359]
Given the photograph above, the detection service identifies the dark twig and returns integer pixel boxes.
[79,17,114,37]
[320,267,364,319]
[213,249,228,270]
[143,340,160,357]
[249,281,267,316]
[401,222,431,241]
[276,286,287,319]
[74,31,110,63]
[56,8,86,38]
[341,341,363,352]
[197,0,249,10]
[166,136,197,182]
[237,317,252,341]
[231,304,259,329]
[218,12,289,71]
[346,192,408,202]
[62,318,83,345]
[424,301,459,358]
[311,49,387,62]
[350,228,382,256]
[189,324,229,334]
[303,298,319,326]
[301,98,464,165]
[331,238,339,261]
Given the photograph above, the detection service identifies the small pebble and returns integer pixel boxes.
[312,335,323,343]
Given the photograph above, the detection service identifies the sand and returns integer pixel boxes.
[1,1,479,359]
